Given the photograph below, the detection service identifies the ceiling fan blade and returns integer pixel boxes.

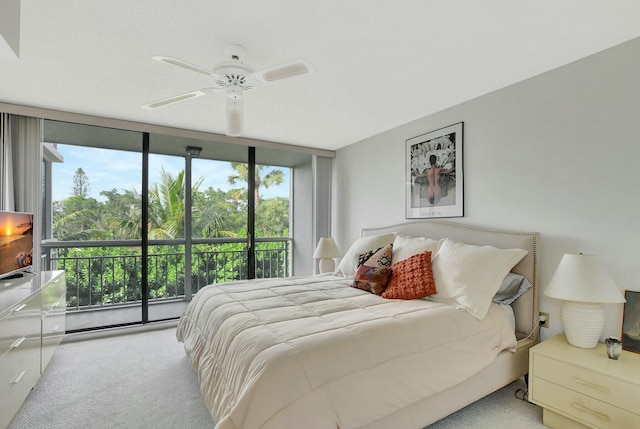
[151,56,214,76]
[226,97,243,136]
[253,59,313,82]
[141,89,210,110]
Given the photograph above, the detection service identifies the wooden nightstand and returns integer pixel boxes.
[529,334,640,428]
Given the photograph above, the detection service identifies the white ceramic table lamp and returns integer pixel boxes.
[313,237,340,274]
[544,253,626,349]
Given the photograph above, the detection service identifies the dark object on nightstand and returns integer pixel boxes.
[606,337,622,360]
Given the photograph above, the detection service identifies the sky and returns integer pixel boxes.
[0,212,32,236]
[52,144,290,203]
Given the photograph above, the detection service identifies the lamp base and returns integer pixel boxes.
[318,258,335,274]
[561,301,604,349]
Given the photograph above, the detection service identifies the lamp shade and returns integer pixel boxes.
[544,254,625,303]
[313,237,341,259]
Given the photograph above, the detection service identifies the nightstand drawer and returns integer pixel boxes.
[533,353,636,412]
[533,377,640,429]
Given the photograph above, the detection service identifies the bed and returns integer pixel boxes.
[177,221,540,428]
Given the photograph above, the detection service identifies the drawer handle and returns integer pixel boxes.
[12,303,27,312]
[10,370,26,385]
[10,336,26,349]
[571,402,610,421]
[572,377,609,393]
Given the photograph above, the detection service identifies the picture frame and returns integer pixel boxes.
[622,290,640,354]
[406,122,463,219]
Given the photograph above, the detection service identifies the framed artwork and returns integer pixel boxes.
[406,122,463,218]
[622,290,640,353]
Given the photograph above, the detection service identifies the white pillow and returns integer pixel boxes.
[335,233,396,278]
[391,235,441,264]
[430,239,528,320]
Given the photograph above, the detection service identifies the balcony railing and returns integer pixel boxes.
[41,237,291,311]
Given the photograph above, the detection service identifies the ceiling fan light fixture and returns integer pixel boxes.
[226,97,243,136]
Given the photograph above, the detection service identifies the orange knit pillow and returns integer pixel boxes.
[382,251,436,299]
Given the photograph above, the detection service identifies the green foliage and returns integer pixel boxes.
[228,163,285,209]
[72,167,91,197]
[59,245,142,308]
[100,188,142,239]
[53,196,105,240]
[60,241,290,309]
[52,164,291,310]
[53,166,287,241]
[256,197,289,237]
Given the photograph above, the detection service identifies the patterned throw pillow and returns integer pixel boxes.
[382,251,436,300]
[361,244,393,268]
[352,266,393,295]
[352,244,394,295]
[357,247,382,268]
[335,233,396,278]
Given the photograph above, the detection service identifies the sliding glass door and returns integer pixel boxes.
[146,134,252,321]
[43,120,314,331]
[44,121,144,330]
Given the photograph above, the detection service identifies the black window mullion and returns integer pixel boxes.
[141,133,149,323]
[247,147,256,279]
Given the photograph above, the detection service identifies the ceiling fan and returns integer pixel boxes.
[142,44,313,136]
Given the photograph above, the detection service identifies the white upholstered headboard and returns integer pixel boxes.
[362,221,539,341]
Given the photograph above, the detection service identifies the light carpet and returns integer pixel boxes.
[9,327,546,429]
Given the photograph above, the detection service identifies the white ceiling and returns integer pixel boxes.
[2,1,640,151]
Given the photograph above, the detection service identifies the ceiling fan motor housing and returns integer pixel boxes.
[214,60,258,95]
[226,85,243,99]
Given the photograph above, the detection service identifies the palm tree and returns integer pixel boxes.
[146,168,239,239]
[100,188,142,239]
[191,190,237,238]
[227,163,284,209]
[52,196,105,240]
[148,168,202,239]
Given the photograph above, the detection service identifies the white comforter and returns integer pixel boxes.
[176,275,516,429]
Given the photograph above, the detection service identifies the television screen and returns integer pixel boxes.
[0,211,34,280]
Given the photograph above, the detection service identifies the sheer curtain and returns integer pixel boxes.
[0,113,43,274]
[0,112,14,210]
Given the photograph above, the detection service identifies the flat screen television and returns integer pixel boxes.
[0,211,34,280]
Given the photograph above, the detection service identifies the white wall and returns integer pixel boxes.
[333,37,640,342]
